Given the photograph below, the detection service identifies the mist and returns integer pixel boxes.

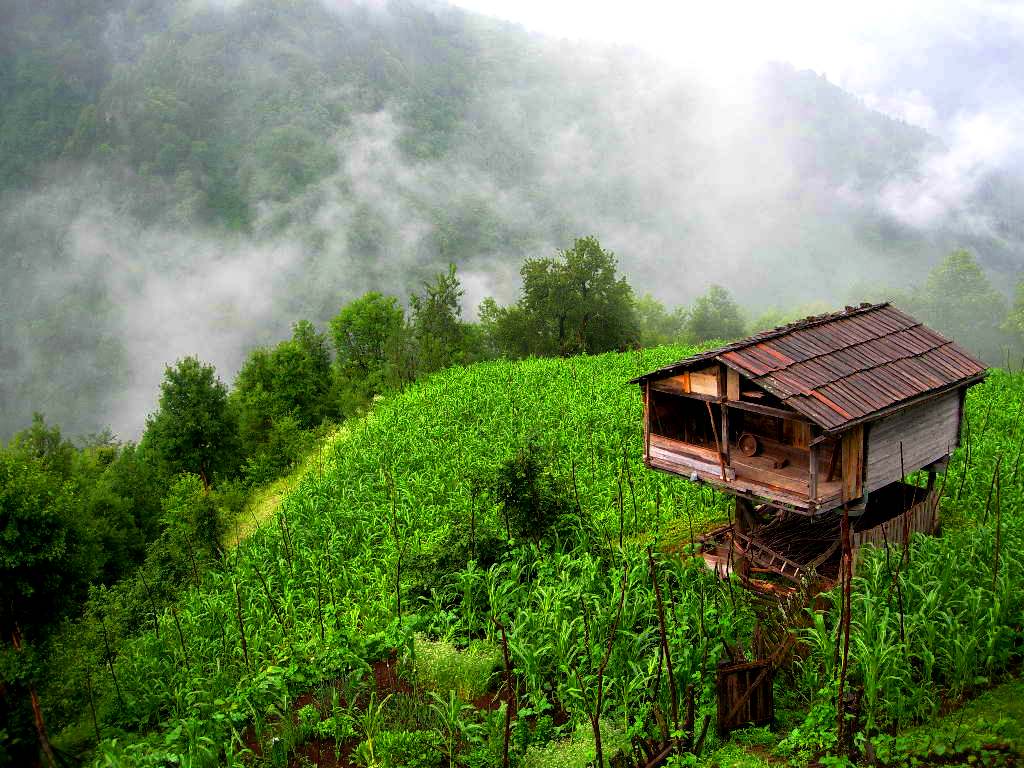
[2,0,1021,441]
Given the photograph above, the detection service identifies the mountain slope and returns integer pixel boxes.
[1,0,1019,440]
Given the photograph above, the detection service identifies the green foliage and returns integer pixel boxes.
[0,448,85,638]
[52,344,755,767]
[916,250,1010,364]
[409,264,474,376]
[412,636,502,700]
[241,415,316,487]
[142,356,240,484]
[492,439,572,542]
[1002,275,1024,349]
[233,320,333,461]
[330,292,408,416]
[8,412,76,479]
[486,237,639,358]
[160,473,222,559]
[28,348,1024,768]
[685,285,745,343]
[636,294,688,347]
[377,729,444,768]
[252,125,337,201]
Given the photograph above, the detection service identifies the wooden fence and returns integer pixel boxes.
[716,659,774,735]
[852,488,939,556]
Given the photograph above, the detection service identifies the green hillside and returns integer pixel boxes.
[35,348,1024,767]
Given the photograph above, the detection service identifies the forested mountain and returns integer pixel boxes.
[1,0,1021,440]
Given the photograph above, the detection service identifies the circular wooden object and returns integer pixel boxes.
[738,432,760,457]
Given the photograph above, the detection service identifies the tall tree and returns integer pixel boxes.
[233,320,333,455]
[917,250,1009,364]
[0,448,92,767]
[489,236,638,357]
[686,285,746,343]
[329,292,408,415]
[636,294,688,347]
[409,263,472,375]
[141,357,239,485]
[1004,275,1024,354]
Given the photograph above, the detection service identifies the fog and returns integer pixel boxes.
[2,0,1022,440]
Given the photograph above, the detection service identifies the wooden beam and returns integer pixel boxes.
[722,399,810,422]
[841,426,864,503]
[727,368,740,401]
[705,401,726,480]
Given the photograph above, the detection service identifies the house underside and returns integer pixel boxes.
[697,482,939,593]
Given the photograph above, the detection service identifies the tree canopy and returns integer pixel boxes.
[485,236,639,358]
[141,356,239,485]
[686,285,746,343]
[330,292,408,416]
[917,250,1009,365]
[233,320,333,455]
[409,263,472,375]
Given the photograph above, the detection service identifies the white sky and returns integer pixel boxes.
[449,0,1024,132]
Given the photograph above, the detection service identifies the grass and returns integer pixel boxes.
[222,424,349,547]
[522,721,628,768]
[893,676,1024,753]
[412,635,503,700]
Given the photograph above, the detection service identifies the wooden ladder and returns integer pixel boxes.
[733,531,804,581]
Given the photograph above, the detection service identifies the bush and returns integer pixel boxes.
[492,439,571,543]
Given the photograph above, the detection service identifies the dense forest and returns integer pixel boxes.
[3,0,1024,441]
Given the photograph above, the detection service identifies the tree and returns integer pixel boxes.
[489,236,638,358]
[7,413,74,480]
[478,298,533,359]
[409,263,473,375]
[636,294,688,347]
[160,473,222,560]
[233,320,333,456]
[141,357,239,485]
[917,250,1009,364]
[329,292,408,415]
[1004,276,1024,352]
[492,439,570,543]
[0,449,92,767]
[686,285,746,343]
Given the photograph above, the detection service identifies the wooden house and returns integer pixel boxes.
[632,303,987,585]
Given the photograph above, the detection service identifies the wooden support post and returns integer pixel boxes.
[721,404,731,466]
[809,443,819,503]
[706,401,726,480]
[644,382,651,463]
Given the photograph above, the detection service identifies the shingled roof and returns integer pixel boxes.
[632,303,987,432]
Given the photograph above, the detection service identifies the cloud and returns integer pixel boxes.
[2,108,549,439]
[880,109,1021,232]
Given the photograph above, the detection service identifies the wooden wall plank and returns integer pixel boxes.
[841,425,864,502]
[689,366,720,397]
[727,368,741,400]
[864,390,960,492]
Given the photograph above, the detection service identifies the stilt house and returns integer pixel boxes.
[632,303,987,585]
